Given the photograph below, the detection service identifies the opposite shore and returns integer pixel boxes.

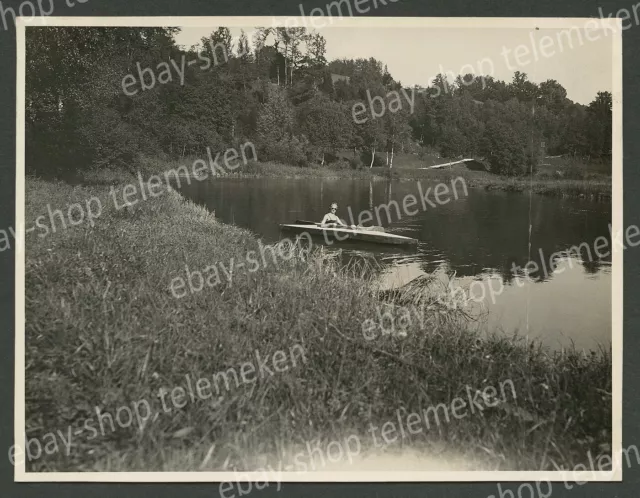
[77,155,612,201]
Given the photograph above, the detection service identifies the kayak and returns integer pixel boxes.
[279,221,418,246]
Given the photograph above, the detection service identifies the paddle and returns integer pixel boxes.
[294,219,385,232]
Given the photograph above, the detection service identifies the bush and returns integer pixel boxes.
[324,151,340,164]
[260,135,310,167]
[329,159,351,170]
[418,146,440,160]
[348,156,363,170]
[562,163,586,180]
[360,150,386,167]
[402,140,422,155]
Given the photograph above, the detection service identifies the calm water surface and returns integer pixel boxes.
[177,177,612,351]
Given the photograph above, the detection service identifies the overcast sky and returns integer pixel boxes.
[174,24,614,105]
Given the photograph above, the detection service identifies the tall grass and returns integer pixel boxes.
[24,177,611,472]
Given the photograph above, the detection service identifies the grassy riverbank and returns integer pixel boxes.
[25,176,611,472]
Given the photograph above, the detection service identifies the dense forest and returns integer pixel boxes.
[25,26,613,178]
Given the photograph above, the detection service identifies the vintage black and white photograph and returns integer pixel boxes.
[13,13,623,485]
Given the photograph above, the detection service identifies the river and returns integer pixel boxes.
[177,177,612,351]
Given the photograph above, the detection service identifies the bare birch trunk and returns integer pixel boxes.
[283,42,289,87]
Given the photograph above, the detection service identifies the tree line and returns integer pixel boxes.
[25,26,612,178]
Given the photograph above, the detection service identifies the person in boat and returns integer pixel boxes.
[320,203,355,229]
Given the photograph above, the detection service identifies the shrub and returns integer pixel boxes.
[324,151,340,164]
[260,135,310,167]
[562,163,586,180]
[330,159,351,170]
[349,156,364,170]
[360,150,386,167]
